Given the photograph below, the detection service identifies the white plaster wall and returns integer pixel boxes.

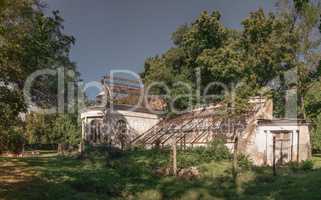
[115,110,159,134]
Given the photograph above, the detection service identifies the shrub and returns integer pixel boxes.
[288,161,299,172]
[178,151,199,168]
[206,139,231,160]
[311,115,321,152]
[177,139,232,168]
[237,154,252,170]
[7,128,25,153]
[300,160,314,171]
[289,160,314,172]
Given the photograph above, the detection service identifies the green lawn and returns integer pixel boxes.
[1,151,321,200]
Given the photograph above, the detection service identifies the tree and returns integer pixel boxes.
[311,114,321,152]
[276,0,321,119]
[142,11,231,111]
[0,0,78,152]
[142,8,301,114]
[51,114,80,153]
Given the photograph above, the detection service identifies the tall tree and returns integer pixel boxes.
[0,0,78,152]
[277,0,321,119]
[143,8,301,114]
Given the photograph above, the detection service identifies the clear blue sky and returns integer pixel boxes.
[45,0,276,96]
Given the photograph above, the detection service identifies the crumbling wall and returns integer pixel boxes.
[239,98,273,159]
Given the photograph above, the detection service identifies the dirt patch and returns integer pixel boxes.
[1,161,35,182]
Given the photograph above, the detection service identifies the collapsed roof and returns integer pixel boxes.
[131,97,271,147]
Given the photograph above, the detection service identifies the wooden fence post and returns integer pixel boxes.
[273,136,276,176]
[172,135,177,176]
[232,135,238,179]
[297,130,300,163]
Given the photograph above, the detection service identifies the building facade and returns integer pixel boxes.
[80,94,311,166]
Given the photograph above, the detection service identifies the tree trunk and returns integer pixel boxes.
[301,95,306,119]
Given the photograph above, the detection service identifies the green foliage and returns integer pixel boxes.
[206,139,232,159]
[301,160,314,171]
[0,127,24,153]
[310,115,321,152]
[289,160,314,172]
[7,128,25,153]
[142,11,232,111]
[237,154,253,170]
[241,9,298,86]
[0,0,79,152]
[178,139,231,168]
[142,5,309,114]
[2,152,321,199]
[0,87,26,127]
[51,114,80,145]
[25,113,80,147]
[294,0,310,13]
[0,0,77,97]
[0,86,25,152]
[180,11,227,56]
[305,80,321,119]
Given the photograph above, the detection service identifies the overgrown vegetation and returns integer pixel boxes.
[176,139,231,168]
[1,150,321,200]
[1,0,321,198]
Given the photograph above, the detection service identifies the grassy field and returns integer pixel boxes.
[1,150,321,200]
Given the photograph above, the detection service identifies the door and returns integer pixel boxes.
[272,132,291,165]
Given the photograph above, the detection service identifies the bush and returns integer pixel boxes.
[289,160,314,172]
[177,139,231,168]
[237,154,252,170]
[7,128,24,153]
[300,160,314,171]
[207,139,231,160]
[312,116,321,153]
[0,127,25,154]
[178,151,199,168]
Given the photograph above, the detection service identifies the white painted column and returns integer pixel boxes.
[264,130,268,165]
[296,130,300,162]
[290,130,295,161]
[79,118,86,153]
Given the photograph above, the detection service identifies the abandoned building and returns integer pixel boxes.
[80,77,311,166]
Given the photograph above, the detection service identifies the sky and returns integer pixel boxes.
[45,0,276,97]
